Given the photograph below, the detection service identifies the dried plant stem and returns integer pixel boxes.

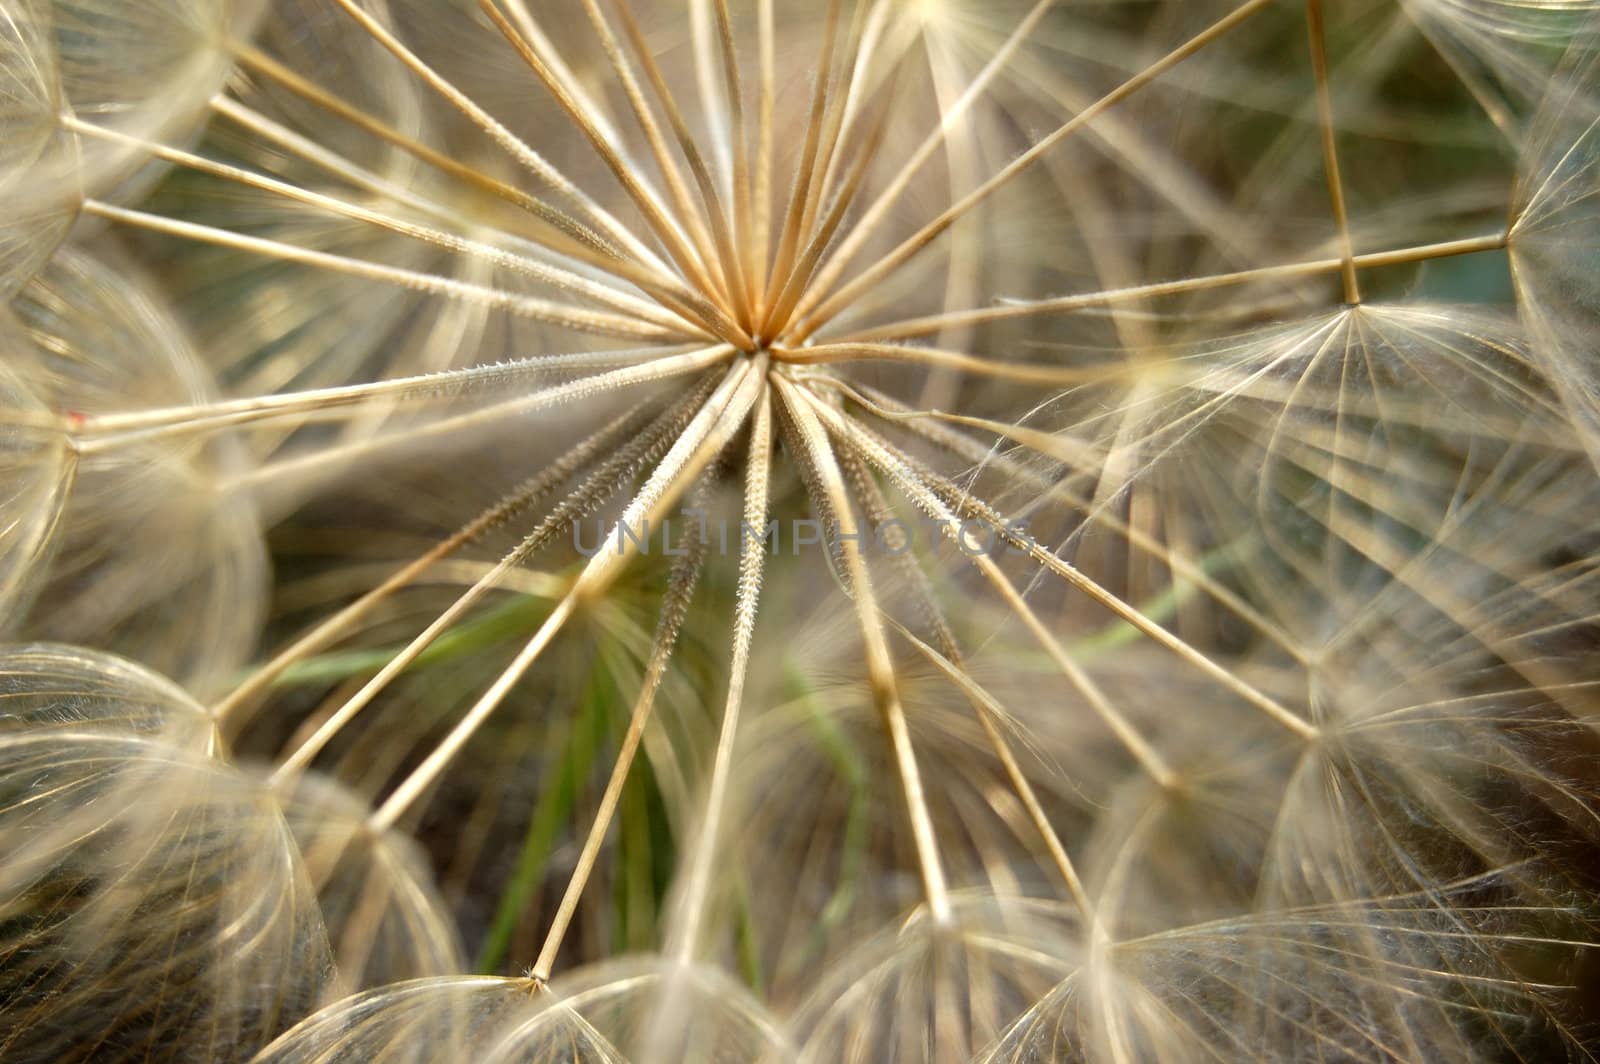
[1305,0,1360,304]
[500,1,623,146]
[263,379,719,781]
[64,117,691,334]
[776,341,1135,385]
[81,201,682,343]
[761,87,897,336]
[221,350,728,501]
[836,408,1319,740]
[791,0,1279,339]
[326,0,669,279]
[710,0,757,327]
[803,390,1175,784]
[530,498,710,983]
[206,100,710,345]
[479,0,721,305]
[895,624,1096,920]
[788,0,875,257]
[840,448,1098,917]
[570,0,723,289]
[837,232,1508,342]
[367,356,766,832]
[69,331,725,448]
[229,43,751,346]
[212,405,647,726]
[774,371,952,924]
[833,380,1308,662]
[609,0,750,330]
[752,0,775,302]
[669,391,774,964]
[813,0,905,212]
[231,44,623,273]
[206,96,712,340]
[790,0,1058,331]
[758,0,843,337]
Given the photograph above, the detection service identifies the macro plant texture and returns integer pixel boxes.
[2,0,1600,1060]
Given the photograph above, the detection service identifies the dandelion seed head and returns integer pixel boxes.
[3,0,1600,1058]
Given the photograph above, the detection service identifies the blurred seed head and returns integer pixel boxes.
[0,645,330,1062]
